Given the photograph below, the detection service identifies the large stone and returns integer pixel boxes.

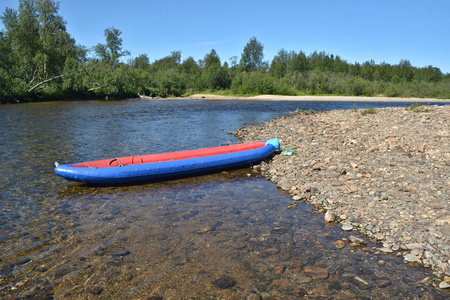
[405,243,428,250]
[404,253,421,263]
[349,235,365,245]
[324,211,335,222]
[277,178,293,191]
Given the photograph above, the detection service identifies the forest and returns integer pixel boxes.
[1,0,449,103]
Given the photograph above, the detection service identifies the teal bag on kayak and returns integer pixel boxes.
[265,139,281,151]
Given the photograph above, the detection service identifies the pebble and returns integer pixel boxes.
[274,265,285,274]
[292,195,301,201]
[334,240,345,249]
[342,224,353,231]
[378,247,394,253]
[234,105,450,282]
[439,281,450,289]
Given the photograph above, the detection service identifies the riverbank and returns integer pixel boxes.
[234,104,450,289]
[165,93,450,102]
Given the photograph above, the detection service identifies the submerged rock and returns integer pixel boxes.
[303,266,329,280]
[353,276,373,290]
[212,275,236,289]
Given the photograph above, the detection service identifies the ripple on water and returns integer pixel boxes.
[1,170,447,299]
[1,100,449,298]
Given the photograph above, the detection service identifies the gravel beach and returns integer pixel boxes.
[234,104,450,288]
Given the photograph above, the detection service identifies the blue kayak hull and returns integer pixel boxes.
[54,141,278,184]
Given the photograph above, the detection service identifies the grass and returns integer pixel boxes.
[405,103,433,113]
[360,104,377,116]
[295,108,316,115]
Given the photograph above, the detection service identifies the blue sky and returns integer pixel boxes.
[1,0,449,73]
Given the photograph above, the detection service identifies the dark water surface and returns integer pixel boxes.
[1,99,449,299]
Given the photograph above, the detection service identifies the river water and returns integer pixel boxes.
[1,99,448,299]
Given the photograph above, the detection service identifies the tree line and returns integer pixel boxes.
[1,0,449,103]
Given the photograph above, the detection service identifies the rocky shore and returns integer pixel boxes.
[234,104,450,289]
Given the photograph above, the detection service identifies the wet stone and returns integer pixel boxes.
[277,178,293,191]
[265,248,280,255]
[13,257,31,266]
[404,253,421,263]
[334,240,345,249]
[247,294,262,300]
[353,276,373,290]
[324,210,335,222]
[212,275,236,289]
[274,265,285,274]
[108,250,130,257]
[303,266,329,280]
[86,286,103,295]
[342,224,353,231]
[377,279,392,288]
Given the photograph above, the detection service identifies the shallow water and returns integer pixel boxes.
[1,99,449,299]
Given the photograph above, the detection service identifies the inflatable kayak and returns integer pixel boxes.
[54,139,280,184]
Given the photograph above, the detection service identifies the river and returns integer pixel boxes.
[1,99,448,299]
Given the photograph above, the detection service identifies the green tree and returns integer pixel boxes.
[131,54,149,69]
[270,49,291,78]
[289,51,309,73]
[203,49,221,68]
[361,60,375,80]
[201,49,229,90]
[1,0,79,99]
[150,51,181,72]
[240,36,264,72]
[94,27,130,65]
[35,0,76,78]
[1,1,40,82]
[180,56,201,89]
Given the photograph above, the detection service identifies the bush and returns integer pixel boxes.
[360,105,377,116]
[405,103,433,113]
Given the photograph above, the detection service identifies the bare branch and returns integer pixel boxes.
[86,84,108,92]
[29,66,39,85]
[28,75,64,93]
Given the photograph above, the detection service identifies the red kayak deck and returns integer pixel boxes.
[72,142,266,168]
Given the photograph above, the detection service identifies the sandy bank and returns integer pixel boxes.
[163,94,450,102]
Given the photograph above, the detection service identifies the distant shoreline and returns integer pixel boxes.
[160,94,450,102]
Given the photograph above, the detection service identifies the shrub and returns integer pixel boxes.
[405,103,433,113]
[360,105,377,116]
